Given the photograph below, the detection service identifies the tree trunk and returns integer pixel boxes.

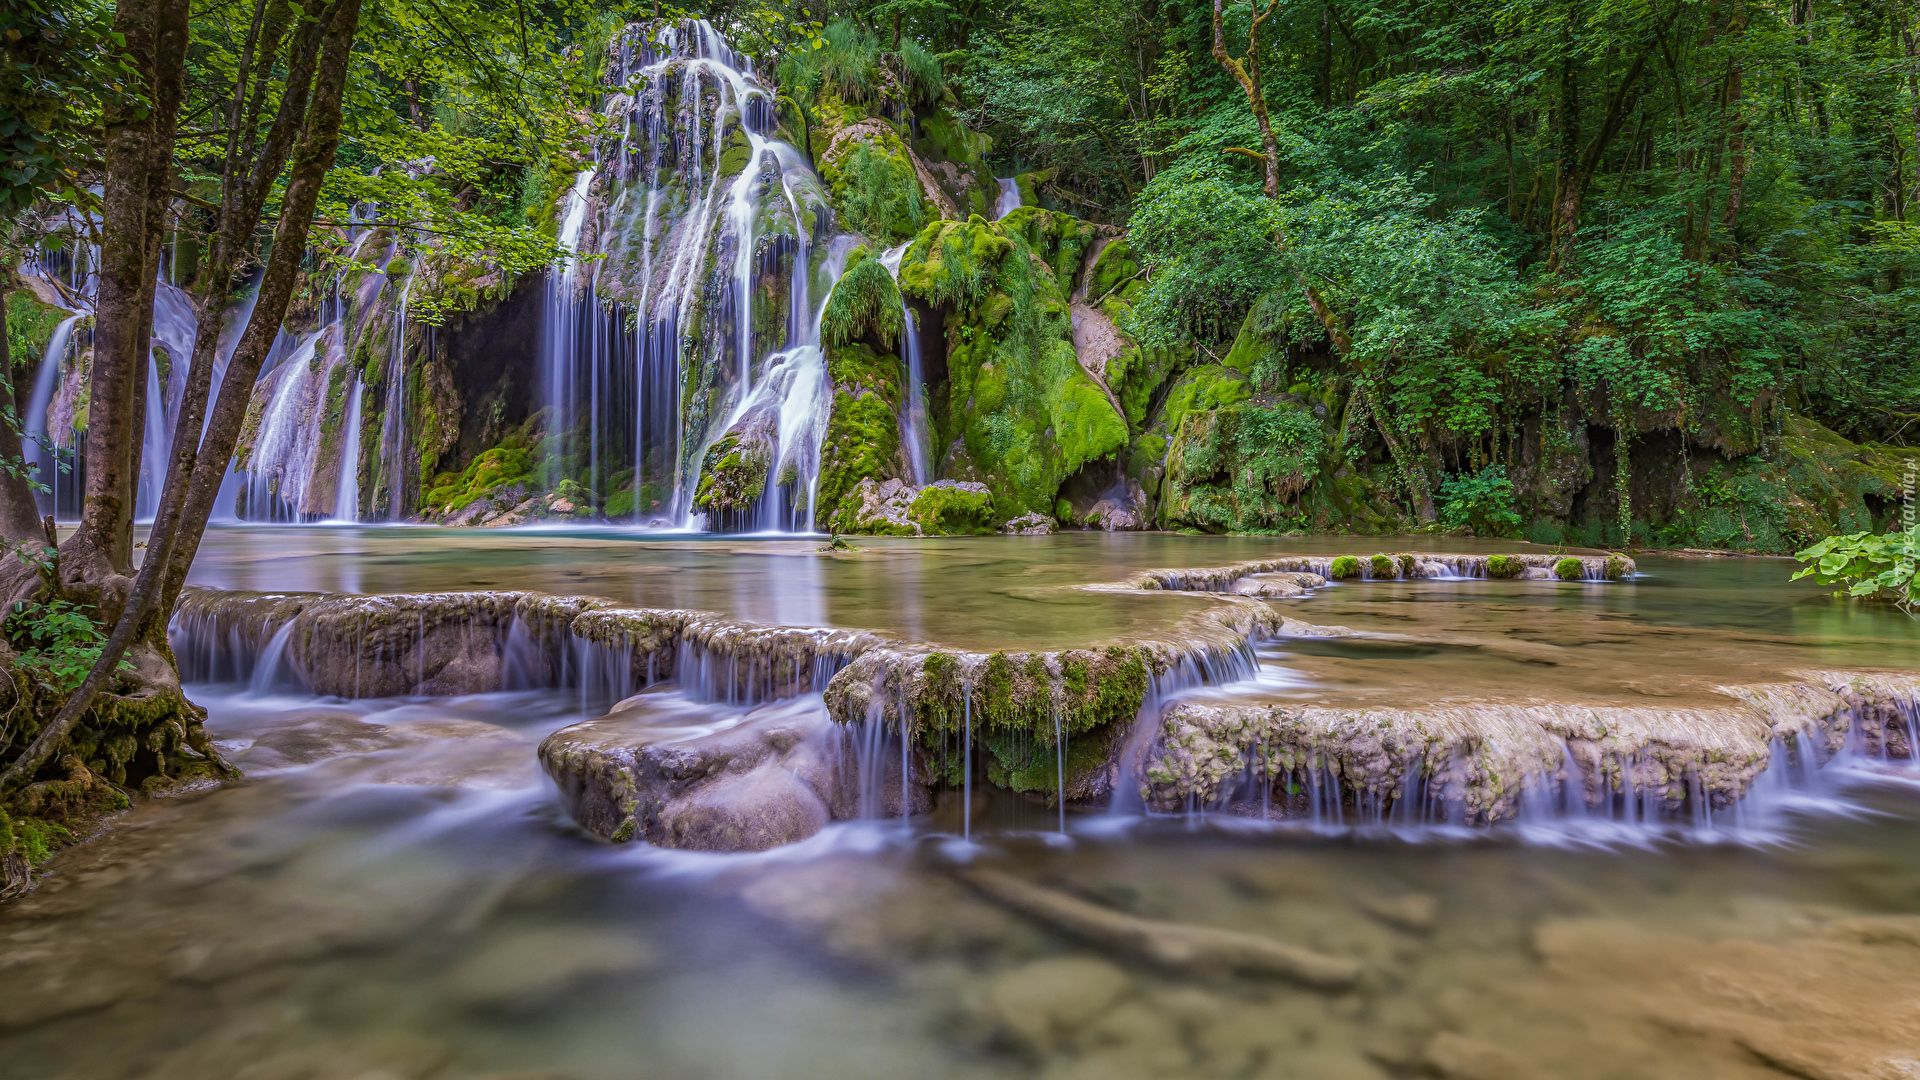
[1212,0,1282,198]
[163,0,363,612]
[65,0,187,587]
[0,293,48,543]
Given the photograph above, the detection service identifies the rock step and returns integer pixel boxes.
[1145,669,1920,822]
[169,588,877,704]
[1115,551,1635,592]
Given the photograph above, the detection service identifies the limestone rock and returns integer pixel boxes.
[1001,511,1056,534]
[842,477,920,535]
[539,695,928,853]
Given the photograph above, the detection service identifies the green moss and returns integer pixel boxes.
[908,483,994,534]
[1605,553,1630,579]
[894,215,1126,519]
[820,134,926,243]
[604,486,636,519]
[817,341,905,532]
[1162,399,1327,533]
[0,810,69,863]
[1370,554,1397,578]
[695,431,773,512]
[1330,556,1361,579]
[6,289,68,366]
[1486,554,1523,578]
[1085,239,1142,302]
[716,123,756,179]
[1554,557,1586,581]
[820,248,904,349]
[423,445,535,513]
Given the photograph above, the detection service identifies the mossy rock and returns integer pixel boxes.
[908,481,993,534]
[694,409,777,514]
[1486,554,1524,579]
[1553,557,1586,581]
[819,124,928,243]
[1330,556,1361,579]
[1369,554,1397,579]
[816,342,905,532]
[820,247,903,350]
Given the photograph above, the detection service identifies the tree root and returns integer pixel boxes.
[955,866,1362,989]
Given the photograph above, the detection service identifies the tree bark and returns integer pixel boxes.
[65,0,188,586]
[0,292,48,543]
[1213,0,1282,198]
[163,0,362,612]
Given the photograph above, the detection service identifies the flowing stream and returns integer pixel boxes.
[4,530,1920,1079]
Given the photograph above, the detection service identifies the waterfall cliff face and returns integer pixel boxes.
[14,18,1004,533]
[547,20,838,530]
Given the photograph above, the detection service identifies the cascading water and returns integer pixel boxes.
[18,235,192,522]
[332,380,364,522]
[995,177,1022,219]
[877,243,933,486]
[24,310,86,519]
[541,19,837,532]
[375,268,415,519]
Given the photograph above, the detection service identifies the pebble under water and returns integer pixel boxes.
[3,529,1919,1079]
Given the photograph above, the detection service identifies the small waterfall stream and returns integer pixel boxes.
[995,177,1022,218]
[877,243,932,485]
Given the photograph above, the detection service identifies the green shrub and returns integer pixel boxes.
[3,599,129,693]
[820,248,904,349]
[1330,555,1361,579]
[898,40,945,105]
[1553,557,1586,581]
[1792,529,1919,608]
[1438,465,1521,537]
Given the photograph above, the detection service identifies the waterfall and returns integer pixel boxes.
[995,177,1022,219]
[332,379,364,522]
[377,269,414,519]
[540,19,835,532]
[876,243,933,485]
[25,312,85,519]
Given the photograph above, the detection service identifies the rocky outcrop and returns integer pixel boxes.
[1140,671,1920,821]
[694,404,779,523]
[833,477,996,536]
[821,598,1280,798]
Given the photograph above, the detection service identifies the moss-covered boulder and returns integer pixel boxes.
[819,247,903,350]
[817,341,906,532]
[908,480,993,534]
[695,405,778,521]
[819,119,932,244]
[895,217,1128,521]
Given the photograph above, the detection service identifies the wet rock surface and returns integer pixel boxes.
[539,693,928,852]
[1143,671,1920,820]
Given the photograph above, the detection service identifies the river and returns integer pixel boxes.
[2,529,1917,1079]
